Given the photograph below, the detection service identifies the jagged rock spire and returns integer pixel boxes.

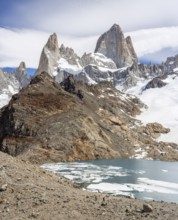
[19,61,26,70]
[36,33,60,77]
[13,61,30,88]
[46,33,59,52]
[94,24,138,68]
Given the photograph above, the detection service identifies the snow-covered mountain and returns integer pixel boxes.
[35,24,165,90]
[35,24,138,83]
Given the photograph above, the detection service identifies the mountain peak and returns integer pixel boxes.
[94,24,138,68]
[36,33,60,76]
[46,32,59,52]
[13,61,30,88]
[19,61,26,69]
[110,23,122,32]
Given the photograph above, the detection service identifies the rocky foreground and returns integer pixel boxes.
[0,151,178,220]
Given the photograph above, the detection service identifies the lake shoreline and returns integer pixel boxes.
[42,158,178,204]
[1,151,178,220]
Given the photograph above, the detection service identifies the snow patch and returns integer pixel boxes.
[98,95,105,99]
[173,67,178,72]
[57,58,82,75]
[8,85,17,94]
[0,94,10,108]
[169,61,174,65]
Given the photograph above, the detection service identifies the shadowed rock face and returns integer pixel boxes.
[0,72,177,164]
[95,24,138,68]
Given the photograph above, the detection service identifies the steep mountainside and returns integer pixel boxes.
[0,72,177,164]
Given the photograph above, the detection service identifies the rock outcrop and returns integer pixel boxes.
[94,24,138,68]
[0,72,177,163]
[143,76,167,91]
[143,123,170,139]
[164,54,178,73]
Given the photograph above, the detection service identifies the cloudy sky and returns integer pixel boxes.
[1,0,178,68]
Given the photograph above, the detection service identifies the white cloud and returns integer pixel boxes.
[0,28,50,67]
[127,26,178,57]
[4,0,178,35]
[0,27,98,68]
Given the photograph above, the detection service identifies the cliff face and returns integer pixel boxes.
[0,72,177,164]
[95,24,138,68]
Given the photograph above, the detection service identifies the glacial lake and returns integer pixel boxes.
[42,158,178,204]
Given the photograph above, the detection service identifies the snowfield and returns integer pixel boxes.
[129,74,178,144]
[0,94,10,108]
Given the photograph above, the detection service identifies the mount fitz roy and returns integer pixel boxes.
[35,24,177,92]
[0,24,178,163]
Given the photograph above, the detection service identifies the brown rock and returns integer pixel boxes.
[0,184,8,192]
[144,123,170,139]
[143,203,153,212]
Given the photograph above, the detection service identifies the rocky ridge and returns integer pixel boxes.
[0,72,177,164]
